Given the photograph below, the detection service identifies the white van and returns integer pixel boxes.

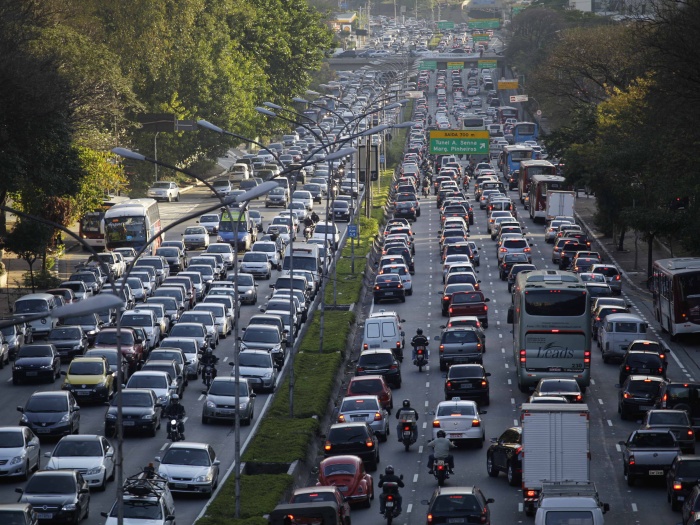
[229,163,250,180]
[12,293,59,338]
[362,311,406,351]
[312,222,340,250]
[600,313,648,363]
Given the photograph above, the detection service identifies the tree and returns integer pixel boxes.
[4,221,53,293]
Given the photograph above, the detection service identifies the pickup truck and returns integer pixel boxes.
[619,429,680,486]
[641,409,695,454]
[448,291,490,328]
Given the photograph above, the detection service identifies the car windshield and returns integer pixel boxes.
[208,381,249,396]
[161,447,210,466]
[432,494,480,513]
[49,328,81,340]
[677,461,700,477]
[14,299,49,314]
[253,243,275,253]
[649,412,689,426]
[156,248,179,257]
[18,346,51,358]
[201,215,219,223]
[437,404,476,417]
[25,396,67,412]
[122,315,152,327]
[96,332,134,345]
[328,426,367,443]
[628,380,662,395]
[292,492,336,503]
[449,366,482,379]
[0,430,24,448]
[69,362,103,375]
[113,502,163,520]
[170,325,206,337]
[127,375,167,389]
[180,314,212,325]
[540,381,579,393]
[244,253,268,262]
[113,391,153,407]
[239,353,272,368]
[358,353,393,366]
[341,398,380,412]
[25,475,76,494]
[53,439,102,457]
[243,328,279,343]
[443,330,478,343]
[631,432,675,447]
[185,227,205,235]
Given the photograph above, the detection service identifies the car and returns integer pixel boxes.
[317,455,374,507]
[147,181,180,202]
[373,274,406,303]
[323,422,380,471]
[211,179,233,198]
[47,287,77,305]
[437,326,484,369]
[121,309,162,351]
[265,187,288,207]
[507,263,537,293]
[345,375,393,413]
[499,253,530,280]
[337,395,389,441]
[155,246,186,274]
[43,326,88,362]
[237,350,278,393]
[12,344,61,384]
[431,398,486,447]
[251,241,282,270]
[84,348,130,382]
[141,359,186,397]
[486,426,522,486]
[18,391,80,438]
[331,200,352,222]
[642,409,695,454]
[0,503,39,525]
[355,349,401,388]
[289,486,352,522]
[422,486,494,525]
[182,225,210,250]
[618,375,666,421]
[240,251,272,279]
[155,442,221,496]
[0,426,41,480]
[683,484,700,525]
[15,470,90,524]
[44,434,115,491]
[105,388,161,437]
[444,364,490,404]
[667,455,700,511]
[93,327,145,371]
[531,378,584,403]
[61,356,115,403]
[591,264,623,295]
[239,324,286,369]
[168,322,212,353]
[1,322,29,360]
[201,377,256,425]
[198,213,221,234]
[619,350,666,385]
[378,263,413,295]
[125,371,175,409]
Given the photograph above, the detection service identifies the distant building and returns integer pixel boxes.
[330,12,357,32]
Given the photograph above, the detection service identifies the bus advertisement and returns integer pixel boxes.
[497,106,519,124]
[104,198,162,255]
[218,209,255,251]
[78,195,130,250]
[527,174,568,223]
[651,257,700,339]
[513,121,539,143]
[499,145,534,183]
[508,270,591,393]
[518,159,557,205]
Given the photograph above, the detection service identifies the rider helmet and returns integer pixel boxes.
[385,465,395,476]
[416,328,423,336]
[171,394,180,404]
[402,399,411,409]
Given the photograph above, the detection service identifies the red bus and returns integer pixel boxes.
[651,257,700,339]
[78,196,130,251]
[527,174,567,223]
[497,106,519,124]
[518,160,557,205]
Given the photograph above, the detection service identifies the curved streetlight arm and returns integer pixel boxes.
[256,107,330,150]
[195,121,283,165]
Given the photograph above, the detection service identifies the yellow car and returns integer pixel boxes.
[62,356,115,403]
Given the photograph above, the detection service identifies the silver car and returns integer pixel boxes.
[591,264,623,295]
[44,434,116,490]
[229,273,258,305]
[0,426,41,479]
[337,395,389,441]
[236,350,277,393]
[156,442,220,496]
[201,377,256,425]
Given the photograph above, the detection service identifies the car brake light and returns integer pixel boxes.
[324,442,331,451]
[615,275,621,280]
[623,392,631,399]
[500,247,507,252]
[366,438,374,447]
[356,367,365,373]
[519,349,526,363]
[524,247,531,252]
[374,286,380,290]
[472,419,481,427]
[674,482,683,490]
[481,380,488,387]
[689,430,695,437]
[433,420,441,428]
[428,514,434,524]
[363,344,368,350]
[390,365,398,370]
[374,412,383,421]
[526,490,536,497]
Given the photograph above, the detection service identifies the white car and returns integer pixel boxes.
[44,434,116,490]
[182,225,210,250]
[0,426,41,479]
[289,201,309,221]
[292,190,314,211]
[431,399,485,447]
[147,181,180,202]
[240,252,272,279]
[379,263,413,295]
[251,241,281,270]
[198,213,220,234]
[156,442,220,496]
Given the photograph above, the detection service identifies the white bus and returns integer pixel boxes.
[508,270,592,393]
[104,198,162,256]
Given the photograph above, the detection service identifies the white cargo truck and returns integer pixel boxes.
[521,403,590,516]
[545,190,576,223]
[535,481,609,525]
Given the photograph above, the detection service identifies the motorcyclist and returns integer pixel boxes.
[395,399,419,443]
[200,347,219,379]
[310,210,320,223]
[427,430,455,474]
[422,176,430,196]
[378,465,404,515]
[411,329,429,363]
[163,394,186,439]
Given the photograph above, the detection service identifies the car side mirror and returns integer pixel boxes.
[486,498,495,504]
[484,298,490,302]
[433,335,440,341]
[421,499,429,505]
[602,503,610,513]
[101,512,109,518]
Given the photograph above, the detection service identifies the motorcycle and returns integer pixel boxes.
[399,415,417,451]
[414,346,428,372]
[380,478,403,525]
[422,185,429,197]
[303,225,313,240]
[167,417,184,442]
[433,458,450,486]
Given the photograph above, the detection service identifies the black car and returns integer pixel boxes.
[373,274,406,303]
[58,313,103,346]
[323,422,379,471]
[394,201,417,221]
[356,349,401,388]
[486,426,523,486]
[422,486,494,525]
[507,263,536,293]
[656,381,700,433]
[619,350,666,385]
[46,327,89,362]
[18,391,80,438]
[445,364,490,404]
[15,470,90,523]
[531,378,584,404]
[618,375,666,420]
[667,456,700,511]
[302,183,323,203]
[330,200,351,222]
[499,253,530,281]
[12,344,61,384]
[155,247,186,274]
[383,246,414,274]
[105,389,161,437]
[559,242,590,270]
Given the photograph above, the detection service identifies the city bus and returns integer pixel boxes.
[104,198,162,255]
[499,145,534,183]
[513,121,539,143]
[78,195,130,251]
[527,174,567,223]
[651,257,700,339]
[518,159,557,205]
[508,270,591,393]
[497,106,519,124]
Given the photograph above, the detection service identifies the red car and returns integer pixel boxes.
[289,486,351,525]
[317,455,374,508]
[93,327,145,371]
[345,375,393,414]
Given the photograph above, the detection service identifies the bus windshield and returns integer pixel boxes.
[524,290,587,317]
[106,216,147,244]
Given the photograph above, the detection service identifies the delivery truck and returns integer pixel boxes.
[546,190,576,223]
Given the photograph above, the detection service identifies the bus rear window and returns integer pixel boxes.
[524,290,587,317]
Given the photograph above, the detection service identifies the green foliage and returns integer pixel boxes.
[298,311,355,353]
[242,417,319,463]
[73,148,129,220]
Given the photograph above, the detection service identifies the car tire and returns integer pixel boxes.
[507,461,520,486]
[671,495,682,512]
[108,464,115,481]
[202,415,210,425]
[97,472,107,491]
[175,194,180,202]
[486,454,499,477]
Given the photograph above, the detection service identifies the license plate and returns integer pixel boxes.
[639,368,650,373]
[449,433,464,438]
[384,292,394,296]
[549,367,562,372]
[352,416,365,421]
[123,421,135,426]
[386,501,394,508]
[173,483,188,489]
[218,410,234,415]
[448,520,466,524]
[77,391,91,396]
[35,428,50,433]
[37,513,53,520]
[26,371,38,376]
[649,470,664,476]
[640,405,653,411]
[679,496,685,501]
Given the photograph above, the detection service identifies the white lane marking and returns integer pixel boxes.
[508,379,512,385]
[598,398,604,405]
[425,400,429,406]
[510,398,515,405]
[607,419,613,427]
[615,444,621,452]
[426,382,430,388]
[418,446,423,453]
[223,356,229,362]
[518,503,523,512]
[514,419,519,426]
[160,442,169,450]
[504,363,509,369]
[198,394,205,401]
[590,379,595,385]
[407,504,413,514]
[631,503,638,512]
[413,474,419,483]
[501,348,505,353]
[422,422,427,429]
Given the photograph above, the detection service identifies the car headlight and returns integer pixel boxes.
[157,395,169,405]
[40,364,53,369]
[206,400,217,409]
[263,372,272,379]
[60,414,71,423]
[72,345,81,351]
[194,473,212,482]
[10,456,23,465]
[141,413,155,419]
[62,504,77,511]
[239,402,247,410]
[244,290,253,295]
[86,466,103,475]
[217,235,224,242]
[19,414,28,423]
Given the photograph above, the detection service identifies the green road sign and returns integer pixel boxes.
[447,61,463,70]
[429,131,490,155]
[478,59,498,69]
[468,19,500,29]
[419,60,437,70]
[437,21,455,30]
[472,34,490,42]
